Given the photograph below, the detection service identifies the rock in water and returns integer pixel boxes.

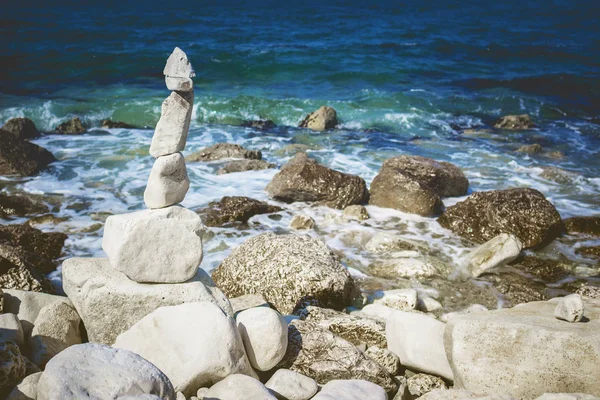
[343,205,370,220]
[201,374,276,400]
[289,214,315,230]
[144,153,190,209]
[163,47,195,79]
[437,188,564,249]
[149,92,194,158]
[102,206,203,283]
[196,196,282,227]
[0,193,50,219]
[36,343,175,400]
[299,106,338,131]
[266,153,368,209]
[0,130,56,176]
[236,307,288,371]
[101,119,136,129]
[563,216,600,236]
[186,143,262,162]
[54,117,86,134]
[278,320,397,394]
[216,159,275,174]
[114,302,255,397]
[1,118,40,140]
[466,233,523,278]
[554,294,585,322]
[62,257,232,345]
[516,143,543,154]
[494,114,535,130]
[445,299,600,398]
[212,232,358,314]
[311,379,387,400]
[265,369,318,400]
[0,341,27,397]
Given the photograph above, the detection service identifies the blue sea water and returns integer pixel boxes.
[0,1,599,293]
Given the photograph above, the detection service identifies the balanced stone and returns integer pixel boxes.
[165,76,193,92]
[102,206,203,283]
[144,153,190,209]
[149,91,194,158]
[163,47,195,79]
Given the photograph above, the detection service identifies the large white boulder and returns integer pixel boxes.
[236,307,288,371]
[201,374,276,400]
[36,343,175,400]
[311,379,387,400]
[465,233,522,277]
[149,92,193,158]
[102,206,203,284]
[30,301,82,369]
[62,257,232,345]
[0,314,24,348]
[1,290,71,337]
[163,47,195,79]
[265,369,318,400]
[386,310,453,381]
[144,153,190,209]
[114,302,255,397]
[445,299,600,399]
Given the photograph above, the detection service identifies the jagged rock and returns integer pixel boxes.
[236,307,288,371]
[516,143,543,154]
[165,77,193,92]
[386,310,453,380]
[445,299,600,398]
[30,302,82,369]
[407,373,448,397]
[554,294,584,322]
[54,117,86,135]
[0,194,49,219]
[0,314,24,348]
[299,106,338,131]
[465,233,523,277]
[494,114,535,130]
[144,153,190,209]
[278,320,397,394]
[150,92,194,158]
[0,224,66,263]
[216,159,275,174]
[102,206,203,283]
[62,257,232,345]
[186,143,261,162]
[6,371,41,400]
[438,188,564,249]
[201,374,275,400]
[163,47,195,78]
[265,369,318,400]
[0,130,56,176]
[1,118,40,140]
[241,119,276,131]
[289,215,315,230]
[101,119,136,129]
[114,303,255,397]
[563,216,600,236]
[297,305,387,348]
[266,153,368,209]
[197,196,282,227]
[0,341,27,397]
[343,205,370,220]
[212,233,357,315]
[311,379,387,400]
[364,346,401,376]
[37,343,175,400]
[0,266,54,294]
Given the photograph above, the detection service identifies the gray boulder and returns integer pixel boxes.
[186,143,261,162]
[36,343,175,400]
[0,130,56,176]
[299,106,338,131]
[266,153,368,209]
[6,371,41,400]
[212,233,357,314]
[0,314,24,349]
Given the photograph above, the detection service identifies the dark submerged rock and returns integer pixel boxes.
[563,216,600,236]
[1,118,40,140]
[186,143,262,162]
[241,119,276,131]
[0,194,49,219]
[266,153,368,209]
[54,117,87,135]
[437,188,564,249]
[0,130,56,176]
[516,143,543,155]
[494,114,535,130]
[197,196,282,227]
[216,160,275,175]
[101,119,136,129]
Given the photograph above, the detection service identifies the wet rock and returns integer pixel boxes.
[297,305,387,348]
[0,266,54,294]
[144,152,190,209]
[101,119,136,129]
[343,205,370,220]
[299,106,338,131]
[312,379,387,400]
[62,257,232,345]
[576,246,600,258]
[114,303,255,397]
[0,341,27,397]
[1,118,40,140]
[26,214,68,228]
[0,130,56,176]
[554,294,584,322]
[197,196,282,227]
[274,144,316,157]
[241,119,276,131]
[265,369,318,400]
[54,117,86,135]
[494,114,535,130]
[510,255,572,283]
[406,373,448,398]
[438,188,564,249]
[370,256,443,279]
[516,143,543,154]
[0,223,66,263]
[0,314,24,349]
[266,153,368,209]
[37,343,175,400]
[465,233,523,277]
[372,289,418,312]
[216,159,275,174]
[564,216,600,236]
[201,374,275,400]
[186,143,261,162]
[445,299,600,399]
[365,233,423,253]
[278,320,397,394]
[365,346,401,376]
[212,233,358,314]
[150,92,193,158]
[0,194,49,219]
[484,272,548,306]
[6,371,41,400]
[539,166,579,184]
[289,215,315,230]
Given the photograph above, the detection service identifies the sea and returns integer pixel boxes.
[1,0,599,301]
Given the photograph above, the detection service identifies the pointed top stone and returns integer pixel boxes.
[163,47,195,78]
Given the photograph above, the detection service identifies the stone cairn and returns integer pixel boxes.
[102,47,203,284]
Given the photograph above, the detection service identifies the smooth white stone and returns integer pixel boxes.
[144,153,190,209]
[149,91,193,158]
[163,47,195,78]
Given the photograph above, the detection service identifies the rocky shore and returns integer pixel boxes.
[0,48,599,400]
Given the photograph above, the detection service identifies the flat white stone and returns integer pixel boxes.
[0,313,24,348]
[150,92,194,158]
[102,206,203,283]
[372,289,418,311]
[163,47,195,78]
[554,294,585,322]
[466,233,522,278]
[312,379,387,400]
[165,77,193,92]
[265,369,318,400]
[144,153,190,209]
[202,374,276,400]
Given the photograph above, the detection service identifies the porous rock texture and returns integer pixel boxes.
[186,143,261,162]
[196,196,282,227]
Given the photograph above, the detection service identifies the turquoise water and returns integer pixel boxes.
[1,1,599,295]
